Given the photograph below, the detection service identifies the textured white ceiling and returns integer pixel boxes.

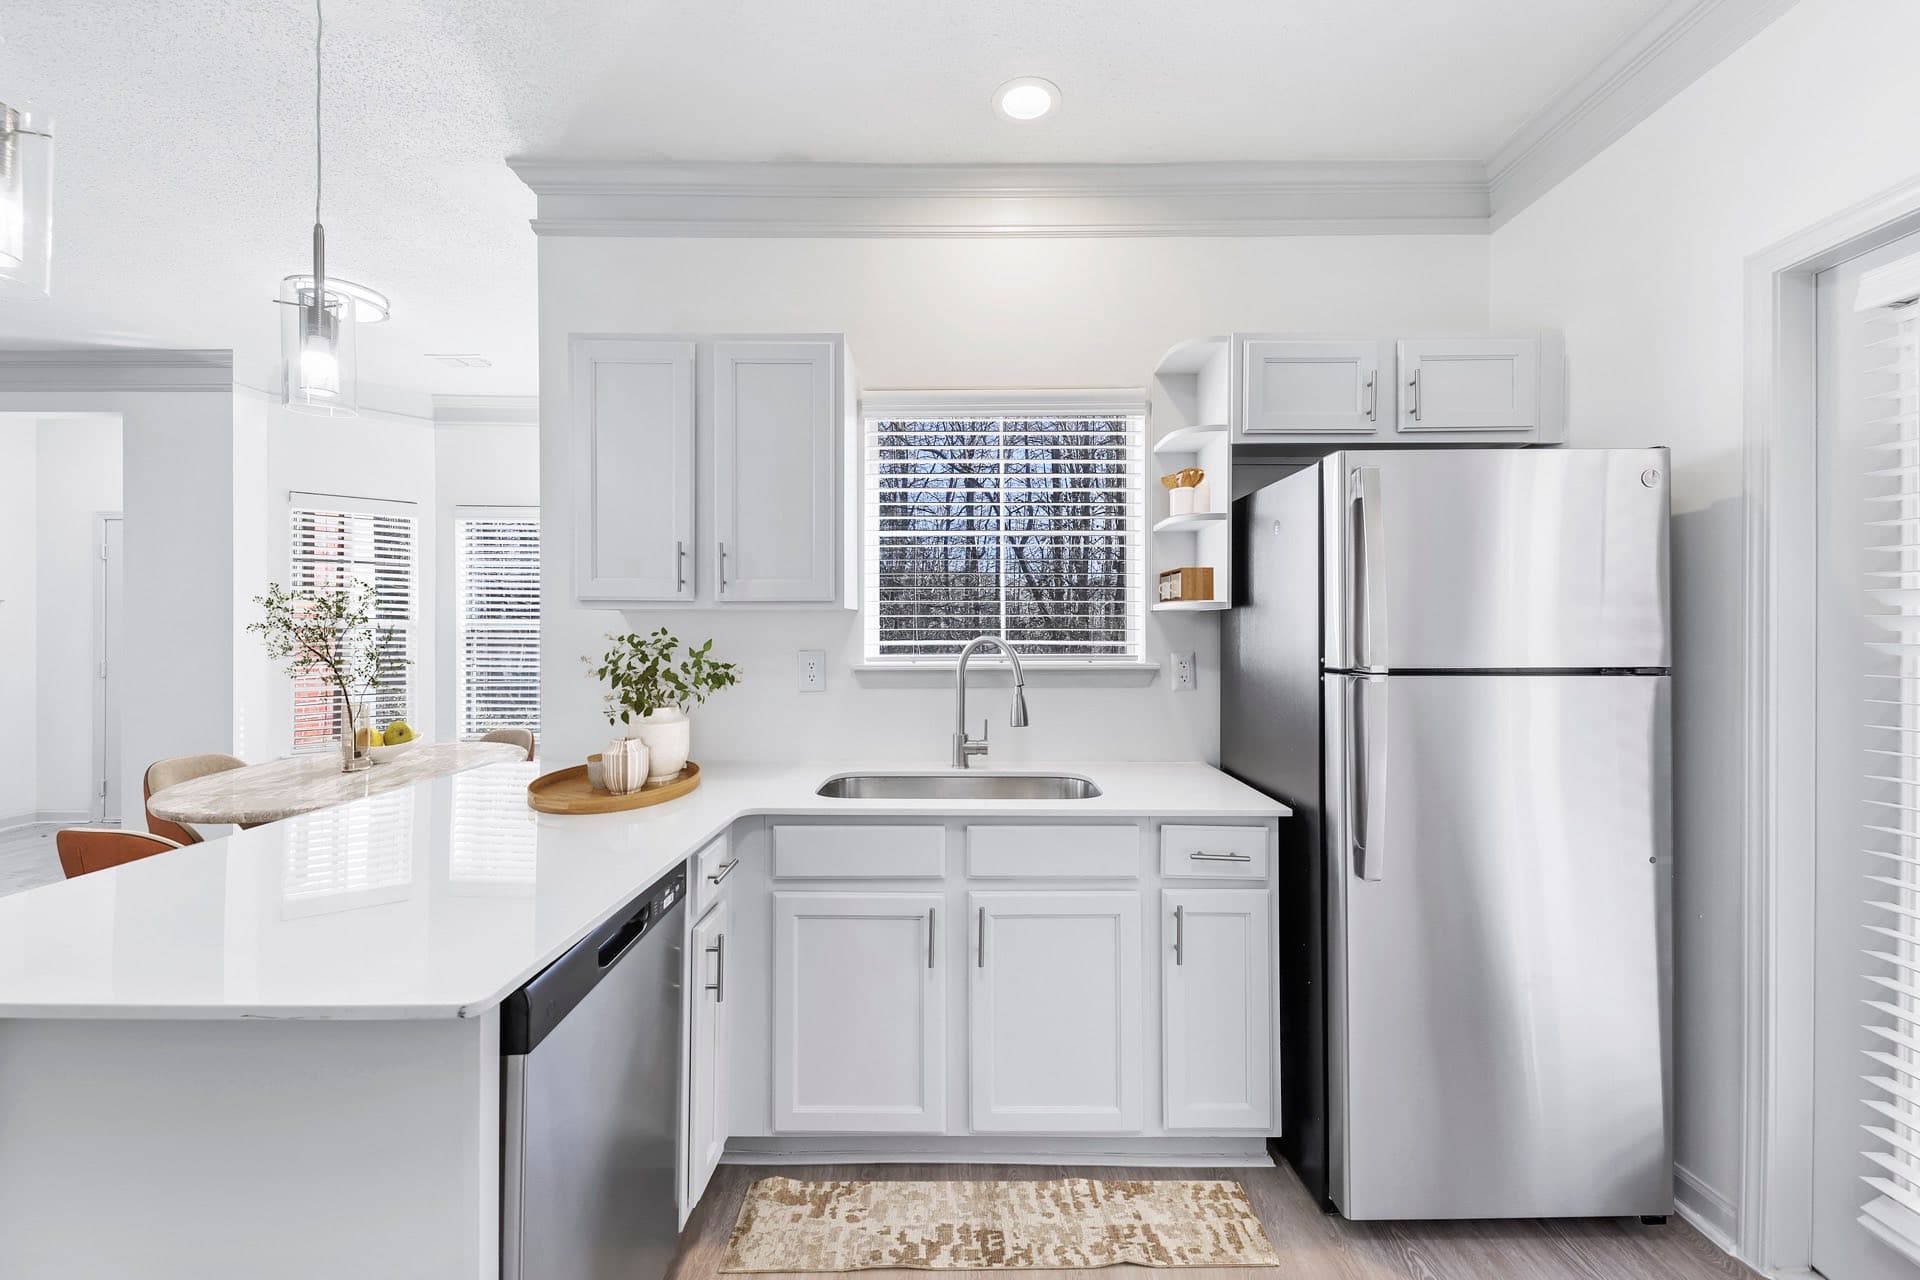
[0,0,1667,400]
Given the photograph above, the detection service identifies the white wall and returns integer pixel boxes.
[0,418,37,825]
[537,235,1490,770]
[1487,0,1920,1227]
[34,415,122,818]
[433,420,540,743]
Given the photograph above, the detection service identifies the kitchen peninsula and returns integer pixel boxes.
[0,759,1285,1279]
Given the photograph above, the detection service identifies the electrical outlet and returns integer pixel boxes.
[1171,651,1196,692]
[797,649,827,692]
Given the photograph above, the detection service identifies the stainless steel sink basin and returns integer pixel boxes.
[815,772,1103,801]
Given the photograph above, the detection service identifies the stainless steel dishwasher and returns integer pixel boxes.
[501,863,686,1280]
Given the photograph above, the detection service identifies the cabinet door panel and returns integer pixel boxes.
[1240,339,1389,437]
[773,892,944,1132]
[713,340,838,601]
[684,900,729,1220]
[571,338,695,603]
[1397,337,1539,433]
[969,892,1143,1133]
[1163,889,1273,1131]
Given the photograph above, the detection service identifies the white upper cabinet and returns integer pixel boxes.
[1162,888,1273,1132]
[969,892,1144,1134]
[772,892,946,1133]
[1396,337,1540,434]
[569,333,853,608]
[1240,339,1390,437]
[570,338,695,604]
[712,339,840,602]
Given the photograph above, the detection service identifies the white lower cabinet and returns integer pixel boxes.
[969,892,1144,1133]
[1162,889,1273,1131]
[772,892,945,1133]
[684,899,730,1218]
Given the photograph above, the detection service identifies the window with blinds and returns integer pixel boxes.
[1856,257,1920,1254]
[862,391,1145,664]
[454,508,540,739]
[289,495,416,752]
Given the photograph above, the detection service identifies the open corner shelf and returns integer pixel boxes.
[1151,422,1228,456]
[1152,511,1228,534]
[1151,600,1231,613]
[1153,336,1229,378]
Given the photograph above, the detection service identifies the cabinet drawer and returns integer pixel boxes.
[690,834,737,919]
[773,825,944,879]
[1159,825,1269,879]
[967,826,1139,879]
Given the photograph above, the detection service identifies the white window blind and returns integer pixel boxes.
[288,495,416,752]
[450,762,539,893]
[1856,262,1920,1258]
[862,390,1145,664]
[454,507,541,740]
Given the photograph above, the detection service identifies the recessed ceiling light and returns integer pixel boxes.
[994,77,1059,122]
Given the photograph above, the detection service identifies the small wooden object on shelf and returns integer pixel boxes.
[1158,566,1214,604]
[528,760,703,815]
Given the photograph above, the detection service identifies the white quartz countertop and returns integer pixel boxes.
[0,761,1286,1022]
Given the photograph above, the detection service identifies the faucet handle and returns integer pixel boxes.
[979,719,989,745]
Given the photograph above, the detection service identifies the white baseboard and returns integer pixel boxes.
[723,1136,1274,1168]
[1675,1163,1740,1255]
[0,810,93,836]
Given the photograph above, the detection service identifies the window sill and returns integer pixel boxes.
[852,660,1161,688]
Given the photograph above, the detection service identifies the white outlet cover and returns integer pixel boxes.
[797,649,827,692]
[1171,651,1196,691]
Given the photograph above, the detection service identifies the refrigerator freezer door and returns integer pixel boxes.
[1325,672,1672,1220]
[1322,449,1671,672]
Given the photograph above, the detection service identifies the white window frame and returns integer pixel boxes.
[286,491,418,755]
[452,504,541,741]
[858,388,1149,674]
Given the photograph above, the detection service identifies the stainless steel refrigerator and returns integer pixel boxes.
[1223,448,1673,1221]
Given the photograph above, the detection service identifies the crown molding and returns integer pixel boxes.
[1487,0,1800,226]
[432,394,539,428]
[509,159,1491,237]
[0,347,233,393]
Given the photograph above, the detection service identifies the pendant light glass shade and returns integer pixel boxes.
[0,103,53,300]
[280,275,357,416]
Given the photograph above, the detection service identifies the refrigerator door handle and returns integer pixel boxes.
[1350,675,1388,881]
[1349,465,1387,671]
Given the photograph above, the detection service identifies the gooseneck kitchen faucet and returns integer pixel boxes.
[952,636,1029,768]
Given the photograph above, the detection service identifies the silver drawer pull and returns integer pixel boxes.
[927,907,936,970]
[707,859,739,886]
[1189,850,1253,863]
[1174,905,1185,966]
[977,906,985,969]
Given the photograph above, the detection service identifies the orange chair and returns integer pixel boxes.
[57,829,183,879]
[481,728,536,761]
[143,753,247,845]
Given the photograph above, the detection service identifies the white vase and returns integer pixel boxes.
[629,708,691,781]
[601,738,651,795]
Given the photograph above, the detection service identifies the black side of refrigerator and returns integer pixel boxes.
[1221,466,1331,1208]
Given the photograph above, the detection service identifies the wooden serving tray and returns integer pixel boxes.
[527,761,702,815]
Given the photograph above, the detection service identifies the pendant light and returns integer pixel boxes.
[279,0,358,415]
[0,101,53,299]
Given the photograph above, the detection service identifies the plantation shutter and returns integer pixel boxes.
[1855,253,1920,1259]
[288,494,416,752]
[862,390,1145,663]
[454,507,541,739]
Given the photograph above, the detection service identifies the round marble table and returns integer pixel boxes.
[146,741,529,827]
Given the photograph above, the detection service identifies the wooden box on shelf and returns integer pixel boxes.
[1157,566,1214,604]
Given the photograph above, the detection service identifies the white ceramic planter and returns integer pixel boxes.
[628,708,691,781]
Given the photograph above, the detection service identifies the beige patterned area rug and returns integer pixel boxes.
[721,1176,1283,1272]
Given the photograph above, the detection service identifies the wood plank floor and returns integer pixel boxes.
[672,1162,1758,1280]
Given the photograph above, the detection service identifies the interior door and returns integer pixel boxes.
[1811,232,1920,1280]
[1327,671,1671,1220]
[1322,448,1671,671]
[95,514,123,824]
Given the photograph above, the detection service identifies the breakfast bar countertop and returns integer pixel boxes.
[144,740,528,826]
[0,760,1287,1022]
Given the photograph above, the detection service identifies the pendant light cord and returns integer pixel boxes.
[314,0,323,227]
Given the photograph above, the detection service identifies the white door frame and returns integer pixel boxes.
[92,511,123,824]
[1742,173,1920,1278]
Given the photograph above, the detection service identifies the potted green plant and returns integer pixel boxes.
[250,581,405,772]
[588,629,740,781]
